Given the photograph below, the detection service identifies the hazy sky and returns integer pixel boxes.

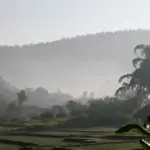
[0,0,149,98]
[0,0,149,45]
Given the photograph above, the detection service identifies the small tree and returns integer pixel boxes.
[40,111,53,120]
[17,90,27,119]
[17,90,27,106]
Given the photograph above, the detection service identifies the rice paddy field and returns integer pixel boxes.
[0,125,145,150]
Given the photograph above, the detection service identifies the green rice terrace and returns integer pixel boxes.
[0,118,146,150]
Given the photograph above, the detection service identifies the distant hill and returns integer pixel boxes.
[1,29,150,97]
[0,76,74,107]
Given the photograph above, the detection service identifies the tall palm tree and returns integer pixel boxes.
[115,44,150,110]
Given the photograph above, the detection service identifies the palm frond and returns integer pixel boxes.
[134,44,150,58]
[132,57,144,68]
[134,44,146,54]
[115,87,125,96]
[115,82,130,96]
[122,82,129,87]
[139,139,150,150]
[115,124,150,136]
[118,74,132,83]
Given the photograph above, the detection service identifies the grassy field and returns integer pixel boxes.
[0,126,144,150]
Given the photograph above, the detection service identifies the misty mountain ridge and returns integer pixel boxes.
[1,29,150,98]
[0,76,95,108]
[0,76,74,107]
[0,76,18,92]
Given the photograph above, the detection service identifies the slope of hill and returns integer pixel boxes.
[0,76,18,102]
[1,29,150,97]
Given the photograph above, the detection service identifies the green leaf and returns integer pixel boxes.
[140,139,150,150]
[115,124,150,136]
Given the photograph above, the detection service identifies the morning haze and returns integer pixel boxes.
[1,1,150,149]
[0,0,150,98]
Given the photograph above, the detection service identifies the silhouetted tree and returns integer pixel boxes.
[17,90,27,106]
[116,44,150,111]
[65,100,85,116]
[40,111,53,120]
